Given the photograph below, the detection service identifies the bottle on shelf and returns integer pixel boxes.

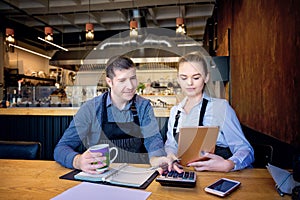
[16,90,22,104]
[12,89,17,106]
[17,80,23,103]
[3,88,9,108]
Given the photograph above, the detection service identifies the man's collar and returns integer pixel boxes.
[106,92,133,110]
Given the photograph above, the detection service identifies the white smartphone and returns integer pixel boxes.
[204,178,241,197]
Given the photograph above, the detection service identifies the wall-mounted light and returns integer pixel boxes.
[176,17,186,35]
[5,28,15,44]
[130,20,138,37]
[38,37,68,51]
[86,23,94,41]
[9,44,51,59]
[45,27,53,42]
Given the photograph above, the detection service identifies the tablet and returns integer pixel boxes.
[177,126,219,166]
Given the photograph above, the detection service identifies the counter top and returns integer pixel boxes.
[0,107,170,117]
[0,159,289,200]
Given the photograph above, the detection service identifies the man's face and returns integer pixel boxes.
[106,67,137,103]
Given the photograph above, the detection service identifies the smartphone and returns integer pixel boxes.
[204,178,241,197]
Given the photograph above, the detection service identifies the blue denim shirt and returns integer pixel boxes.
[54,92,166,169]
[165,93,254,171]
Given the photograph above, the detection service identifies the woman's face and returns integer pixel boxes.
[177,61,209,98]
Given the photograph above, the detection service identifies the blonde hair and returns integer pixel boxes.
[177,52,218,98]
[178,52,208,75]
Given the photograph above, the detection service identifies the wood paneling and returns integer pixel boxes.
[0,115,169,160]
[215,0,300,148]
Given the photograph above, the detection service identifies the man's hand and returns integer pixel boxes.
[73,149,107,174]
[167,153,184,173]
[150,154,183,174]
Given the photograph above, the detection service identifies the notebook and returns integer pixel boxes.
[177,126,219,166]
[60,163,158,189]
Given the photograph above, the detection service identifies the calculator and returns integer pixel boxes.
[156,170,196,188]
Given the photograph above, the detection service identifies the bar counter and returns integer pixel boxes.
[0,107,170,160]
[0,107,171,117]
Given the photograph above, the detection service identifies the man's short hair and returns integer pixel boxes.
[105,55,135,79]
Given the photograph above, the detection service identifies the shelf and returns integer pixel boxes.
[17,74,56,82]
[136,69,177,73]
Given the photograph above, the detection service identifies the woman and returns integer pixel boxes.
[165,52,254,172]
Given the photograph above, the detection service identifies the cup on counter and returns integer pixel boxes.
[89,144,118,172]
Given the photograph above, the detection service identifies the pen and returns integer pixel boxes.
[274,173,291,197]
[276,186,284,197]
[148,159,182,171]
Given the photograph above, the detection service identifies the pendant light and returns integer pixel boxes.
[86,0,94,41]
[129,0,138,38]
[45,27,53,41]
[176,17,186,35]
[176,1,186,35]
[38,13,69,51]
[130,19,138,37]
[5,28,15,44]
[86,23,94,41]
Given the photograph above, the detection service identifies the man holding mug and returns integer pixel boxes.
[54,56,171,174]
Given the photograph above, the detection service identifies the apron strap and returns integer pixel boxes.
[130,94,140,126]
[102,91,109,122]
[173,110,181,140]
[173,98,208,140]
[198,98,208,126]
[129,94,145,153]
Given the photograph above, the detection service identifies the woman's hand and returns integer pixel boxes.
[187,152,234,172]
[73,150,107,174]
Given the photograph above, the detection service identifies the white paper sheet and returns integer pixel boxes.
[51,182,151,200]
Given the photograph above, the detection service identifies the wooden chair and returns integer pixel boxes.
[0,140,41,160]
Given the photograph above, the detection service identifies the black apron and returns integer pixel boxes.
[98,92,148,164]
[173,98,233,159]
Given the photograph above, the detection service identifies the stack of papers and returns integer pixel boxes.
[51,182,151,200]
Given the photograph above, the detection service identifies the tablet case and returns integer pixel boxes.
[177,126,219,166]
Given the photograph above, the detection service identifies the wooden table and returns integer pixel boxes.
[0,159,289,200]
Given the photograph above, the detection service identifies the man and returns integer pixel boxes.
[54,55,170,174]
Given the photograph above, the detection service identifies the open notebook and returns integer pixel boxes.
[60,163,158,189]
[177,126,219,166]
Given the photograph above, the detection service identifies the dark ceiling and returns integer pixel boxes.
[0,0,215,50]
